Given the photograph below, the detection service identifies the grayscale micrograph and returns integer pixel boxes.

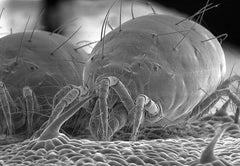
[0,0,240,166]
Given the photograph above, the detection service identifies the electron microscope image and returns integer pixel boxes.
[0,0,240,166]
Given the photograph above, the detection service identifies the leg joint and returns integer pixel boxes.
[23,86,32,98]
[97,76,119,87]
[136,94,162,118]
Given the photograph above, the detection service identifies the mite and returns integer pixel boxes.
[0,29,88,136]
[84,13,227,141]
[34,3,240,142]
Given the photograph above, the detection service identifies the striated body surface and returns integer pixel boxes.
[0,30,87,108]
[83,14,226,125]
[0,30,89,135]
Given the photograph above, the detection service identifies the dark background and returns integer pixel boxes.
[41,0,238,47]
[152,0,239,47]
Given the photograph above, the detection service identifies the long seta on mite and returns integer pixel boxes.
[175,1,219,25]
[201,33,228,44]
[173,0,212,50]
[0,8,5,20]
[50,17,80,36]
[100,0,126,60]
[99,0,119,60]
[15,16,31,63]
[74,41,99,51]
[50,26,82,55]
[28,8,45,42]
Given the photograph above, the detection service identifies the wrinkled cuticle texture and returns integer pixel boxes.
[83,14,226,125]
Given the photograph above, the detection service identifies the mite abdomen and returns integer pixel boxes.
[85,14,226,122]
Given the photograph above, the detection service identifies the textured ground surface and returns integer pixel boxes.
[0,113,240,166]
[0,135,239,166]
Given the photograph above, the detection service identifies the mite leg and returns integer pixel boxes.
[218,74,240,89]
[32,85,76,138]
[189,88,240,123]
[185,96,222,122]
[33,85,87,139]
[23,86,38,137]
[3,85,17,113]
[94,76,163,141]
[97,78,110,141]
[23,86,42,137]
[0,81,14,135]
[214,99,230,117]
[47,85,86,126]
[183,73,240,122]
[38,86,91,140]
[52,84,76,108]
[89,99,104,140]
[130,94,162,141]
[94,76,135,141]
[89,100,128,140]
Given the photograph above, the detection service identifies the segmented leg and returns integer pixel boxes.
[52,85,75,108]
[0,81,14,135]
[23,86,40,137]
[93,76,135,141]
[188,88,240,124]
[3,84,17,113]
[179,75,240,123]
[32,85,87,139]
[93,76,162,141]
[185,96,222,122]
[97,78,110,141]
[130,96,144,141]
[218,74,240,89]
[50,85,88,126]
[39,90,91,140]
[214,99,230,117]
[130,94,162,141]
[47,87,80,125]
[89,99,104,140]
[89,99,128,140]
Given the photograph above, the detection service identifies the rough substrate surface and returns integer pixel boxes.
[0,114,239,166]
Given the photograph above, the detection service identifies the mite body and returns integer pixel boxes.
[0,31,87,100]
[0,30,87,135]
[26,10,240,142]
[84,14,226,128]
